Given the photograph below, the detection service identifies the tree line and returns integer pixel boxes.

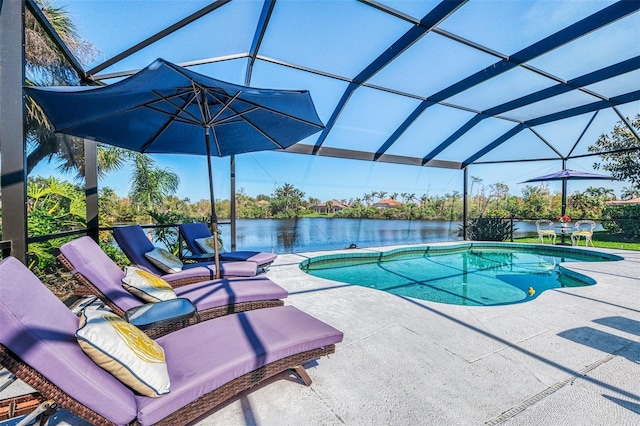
[13,174,622,237]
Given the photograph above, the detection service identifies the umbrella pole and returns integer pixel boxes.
[205,128,221,279]
[561,178,567,217]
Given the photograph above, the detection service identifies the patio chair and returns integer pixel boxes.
[0,256,342,425]
[571,219,596,247]
[113,225,260,283]
[535,219,557,244]
[59,236,287,338]
[179,222,277,270]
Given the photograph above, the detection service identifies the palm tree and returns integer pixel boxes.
[370,191,378,204]
[401,193,415,219]
[325,200,333,214]
[25,0,100,177]
[25,2,181,224]
[129,155,179,223]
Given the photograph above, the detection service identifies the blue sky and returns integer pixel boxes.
[29,0,636,202]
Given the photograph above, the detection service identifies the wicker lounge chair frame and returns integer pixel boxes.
[57,251,284,339]
[0,390,46,421]
[1,256,342,425]
[0,344,333,426]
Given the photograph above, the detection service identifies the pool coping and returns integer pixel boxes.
[300,241,622,293]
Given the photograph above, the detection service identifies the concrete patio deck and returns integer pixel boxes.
[2,244,638,425]
[198,244,640,425]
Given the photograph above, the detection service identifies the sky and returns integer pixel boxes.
[29,0,636,203]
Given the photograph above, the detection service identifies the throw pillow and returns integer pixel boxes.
[76,309,170,397]
[195,236,219,254]
[144,247,183,273]
[122,266,177,303]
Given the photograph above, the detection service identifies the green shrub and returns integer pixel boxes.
[602,205,640,239]
[465,216,513,241]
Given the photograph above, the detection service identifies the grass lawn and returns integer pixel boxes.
[513,231,640,251]
[302,213,330,218]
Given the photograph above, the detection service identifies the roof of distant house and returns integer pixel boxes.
[373,199,402,208]
[606,197,640,205]
[312,200,347,208]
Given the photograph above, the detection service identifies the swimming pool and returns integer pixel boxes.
[299,243,622,306]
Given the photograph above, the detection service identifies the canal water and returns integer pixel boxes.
[219,218,540,254]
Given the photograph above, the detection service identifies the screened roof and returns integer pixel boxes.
[33,0,640,174]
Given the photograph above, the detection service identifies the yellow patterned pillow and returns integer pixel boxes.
[144,247,183,273]
[195,237,220,254]
[76,309,170,397]
[122,266,177,303]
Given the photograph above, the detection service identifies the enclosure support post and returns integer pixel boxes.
[463,167,468,240]
[0,0,27,262]
[85,139,99,242]
[561,158,567,217]
[230,155,237,251]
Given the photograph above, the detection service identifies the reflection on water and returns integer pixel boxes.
[219,218,539,254]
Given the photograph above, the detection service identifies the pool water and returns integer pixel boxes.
[300,244,621,306]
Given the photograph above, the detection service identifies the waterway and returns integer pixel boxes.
[220,218,541,254]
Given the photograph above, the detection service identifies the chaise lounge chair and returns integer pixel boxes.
[59,236,288,337]
[113,225,259,282]
[179,222,277,270]
[0,256,342,425]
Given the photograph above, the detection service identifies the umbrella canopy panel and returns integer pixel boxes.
[26,58,325,279]
[521,168,615,217]
[521,169,614,183]
[25,58,325,157]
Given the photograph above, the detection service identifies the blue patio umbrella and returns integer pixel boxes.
[521,169,613,217]
[26,58,325,277]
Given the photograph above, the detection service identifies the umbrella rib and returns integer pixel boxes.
[211,126,223,157]
[207,90,324,129]
[148,88,206,126]
[138,90,203,152]
[211,107,260,125]
[205,91,290,148]
[218,109,286,149]
[206,89,242,126]
[144,103,202,126]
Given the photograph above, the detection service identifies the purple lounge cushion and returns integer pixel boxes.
[220,251,277,266]
[182,260,258,278]
[161,260,258,281]
[1,257,340,425]
[61,237,285,315]
[136,306,343,424]
[0,257,137,425]
[60,236,142,312]
[174,276,288,311]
